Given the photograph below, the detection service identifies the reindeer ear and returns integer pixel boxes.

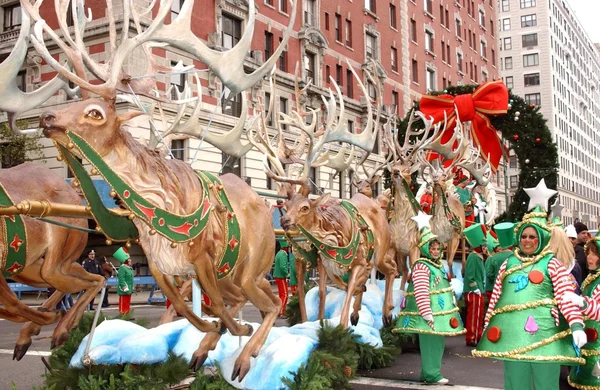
[312,193,331,207]
[117,111,145,123]
[371,175,381,185]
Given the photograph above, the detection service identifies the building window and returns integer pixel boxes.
[366,33,378,59]
[345,19,352,46]
[170,61,185,98]
[303,0,316,26]
[222,14,242,49]
[222,87,242,117]
[304,51,315,82]
[523,53,539,67]
[455,19,462,38]
[335,13,341,41]
[479,9,485,27]
[501,0,510,11]
[502,18,511,31]
[265,0,273,5]
[524,93,541,106]
[426,68,436,92]
[521,14,537,27]
[367,82,376,101]
[336,64,343,86]
[503,37,512,50]
[346,69,353,97]
[412,59,419,83]
[325,12,329,30]
[480,40,487,58]
[221,152,241,177]
[510,175,518,188]
[264,92,273,126]
[482,70,488,82]
[446,44,451,65]
[411,19,417,42]
[505,57,513,69]
[391,47,398,72]
[279,0,287,13]
[3,3,22,31]
[278,37,287,72]
[348,120,354,134]
[264,31,273,60]
[505,76,514,89]
[441,40,446,62]
[520,0,536,8]
[392,91,399,115]
[16,70,25,92]
[365,0,376,13]
[522,33,538,47]
[279,97,288,129]
[490,19,494,36]
[524,73,540,86]
[425,31,434,52]
[509,154,518,168]
[424,0,433,14]
[171,139,186,161]
[457,52,463,72]
[309,167,318,194]
[491,49,496,66]
[390,3,397,29]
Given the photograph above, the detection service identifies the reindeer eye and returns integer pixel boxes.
[85,109,104,121]
[301,205,309,212]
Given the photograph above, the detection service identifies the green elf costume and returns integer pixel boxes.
[273,240,289,317]
[485,223,516,306]
[114,247,134,316]
[393,211,465,385]
[473,189,587,390]
[463,223,488,346]
[566,237,600,390]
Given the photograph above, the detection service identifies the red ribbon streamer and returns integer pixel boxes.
[419,80,509,172]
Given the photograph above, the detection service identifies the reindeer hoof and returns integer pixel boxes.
[189,351,209,371]
[50,332,68,349]
[231,358,251,382]
[214,321,227,335]
[382,314,393,328]
[245,324,254,337]
[350,313,359,326]
[13,341,32,361]
[362,285,367,292]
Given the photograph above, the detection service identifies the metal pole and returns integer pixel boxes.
[192,279,202,316]
[83,286,107,366]
[503,137,510,213]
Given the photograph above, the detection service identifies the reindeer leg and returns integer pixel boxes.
[0,278,61,325]
[317,260,328,321]
[340,262,366,329]
[397,251,409,294]
[350,290,364,327]
[159,279,193,325]
[232,278,280,381]
[446,233,460,280]
[296,260,308,323]
[13,290,66,361]
[377,249,398,328]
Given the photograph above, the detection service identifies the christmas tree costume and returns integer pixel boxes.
[473,182,587,390]
[393,212,465,384]
[463,223,487,346]
[114,247,134,316]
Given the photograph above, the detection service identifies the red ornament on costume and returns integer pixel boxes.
[487,326,502,342]
[450,317,460,328]
[528,270,544,284]
[419,80,509,172]
[585,327,598,343]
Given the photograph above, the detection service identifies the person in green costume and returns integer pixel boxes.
[393,212,465,385]
[564,237,600,389]
[114,247,134,317]
[274,240,289,318]
[463,223,488,346]
[473,192,587,390]
[485,223,516,310]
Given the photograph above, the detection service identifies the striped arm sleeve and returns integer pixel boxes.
[412,263,432,318]
[484,260,507,328]
[549,258,584,327]
[584,284,600,321]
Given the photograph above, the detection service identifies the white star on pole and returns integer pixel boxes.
[411,211,433,231]
[524,179,557,211]
[550,198,564,218]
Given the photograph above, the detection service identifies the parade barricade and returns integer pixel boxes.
[105,276,166,304]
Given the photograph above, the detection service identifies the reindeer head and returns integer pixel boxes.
[353,175,380,198]
[40,98,141,156]
[280,192,330,231]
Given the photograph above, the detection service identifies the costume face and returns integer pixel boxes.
[587,252,600,271]
[429,241,441,259]
[519,227,539,256]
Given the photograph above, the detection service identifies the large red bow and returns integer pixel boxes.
[419,80,509,172]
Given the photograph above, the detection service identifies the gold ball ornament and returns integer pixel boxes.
[188,241,194,247]
[149,229,157,235]
[125,241,131,248]
[109,190,117,198]
[90,168,99,175]
[170,242,177,248]
[128,213,135,220]
[56,155,63,161]
[105,239,112,246]
[95,226,102,233]
[67,142,75,149]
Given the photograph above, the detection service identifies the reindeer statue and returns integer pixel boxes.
[249,62,398,328]
[0,163,105,359]
[27,0,298,380]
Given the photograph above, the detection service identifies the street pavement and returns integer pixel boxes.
[0,290,577,389]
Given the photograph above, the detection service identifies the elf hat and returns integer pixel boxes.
[279,239,289,249]
[494,222,516,249]
[464,223,487,248]
[487,231,500,252]
[113,247,130,264]
[585,237,600,254]
[514,206,552,255]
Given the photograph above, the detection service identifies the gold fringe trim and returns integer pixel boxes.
[582,349,600,357]
[413,257,443,269]
[392,327,466,336]
[404,287,454,297]
[472,349,585,365]
[568,376,600,390]
[501,248,553,281]
[582,272,600,293]
[487,298,557,318]
[399,307,460,317]
[472,329,583,363]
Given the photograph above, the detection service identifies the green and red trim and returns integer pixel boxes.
[400,178,422,215]
[0,183,27,278]
[434,189,462,230]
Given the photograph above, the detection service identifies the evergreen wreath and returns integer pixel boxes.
[392,85,558,223]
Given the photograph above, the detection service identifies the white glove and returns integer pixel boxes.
[573,329,588,348]
[473,289,482,296]
[121,286,129,293]
[563,291,585,308]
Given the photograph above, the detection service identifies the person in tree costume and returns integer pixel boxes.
[273,240,289,318]
[472,179,587,390]
[485,223,516,309]
[393,211,465,385]
[564,237,600,389]
[463,223,488,346]
[114,247,134,317]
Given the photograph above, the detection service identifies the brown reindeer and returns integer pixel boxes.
[27,0,298,380]
[248,64,398,327]
[0,163,105,359]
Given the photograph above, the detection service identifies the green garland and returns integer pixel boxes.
[390,85,559,223]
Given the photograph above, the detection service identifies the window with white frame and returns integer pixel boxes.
[222,87,242,117]
[365,0,376,13]
[505,76,514,89]
[303,0,316,26]
[521,14,536,27]
[482,70,488,82]
[221,152,241,177]
[455,18,462,38]
[426,67,436,91]
[304,51,316,82]
[425,30,434,52]
[366,32,378,59]
[170,139,186,161]
[391,47,398,72]
[222,14,242,49]
[3,3,22,31]
[502,18,511,31]
[524,93,541,106]
[279,0,287,13]
[523,53,539,67]
[524,73,540,86]
[522,33,538,47]
[480,40,487,58]
[503,37,512,50]
[501,0,509,11]
[457,52,464,72]
[479,9,485,27]
[170,61,185,99]
[520,0,536,8]
[424,0,433,14]
[505,56,513,69]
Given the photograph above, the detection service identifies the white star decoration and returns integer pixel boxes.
[411,211,433,231]
[550,198,564,218]
[524,179,557,211]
